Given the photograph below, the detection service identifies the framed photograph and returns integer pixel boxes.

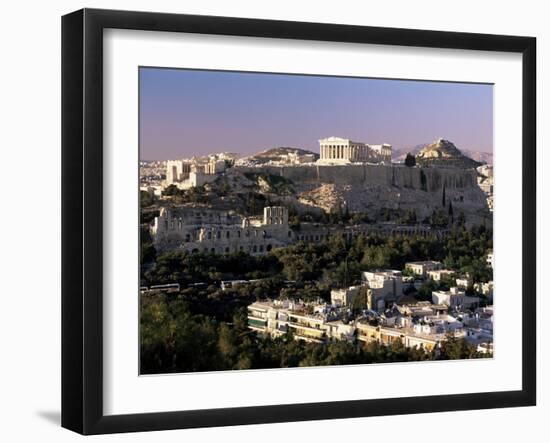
[62,8,536,435]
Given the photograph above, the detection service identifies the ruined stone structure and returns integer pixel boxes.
[165,159,226,189]
[166,160,191,183]
[151,206,294,255]
[318,136,391,164]
[151,203,449,256]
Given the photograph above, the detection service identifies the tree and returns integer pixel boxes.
[350,286,371,312]
[439,332,480,360]
[140,190,154,207]
[162,184,181,196]
[400,209,417,225]
[404,153,416,167]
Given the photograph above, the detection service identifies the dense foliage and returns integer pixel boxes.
[140,226,492,374]
[142,226,493,289]
[140,292,486,374]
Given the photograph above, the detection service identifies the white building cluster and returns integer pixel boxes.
[165,157,228,189]
[247,261,493,353]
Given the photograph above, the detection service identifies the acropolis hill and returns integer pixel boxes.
[225,162,488,226]
[141,137,492,230]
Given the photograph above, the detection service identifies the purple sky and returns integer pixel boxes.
[139,67,493,161]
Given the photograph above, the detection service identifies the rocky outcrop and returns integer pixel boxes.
[244,147,319,164]
[415,138,481,169]
[234,163,490,226]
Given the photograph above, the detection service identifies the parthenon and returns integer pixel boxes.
[318,136,392,164]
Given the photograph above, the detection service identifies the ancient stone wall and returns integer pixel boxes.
[236,164,477,192]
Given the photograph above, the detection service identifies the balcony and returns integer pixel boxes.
[248,318,267,329]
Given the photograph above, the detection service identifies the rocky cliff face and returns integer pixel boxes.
[415,138,482,169]
[232,163,491,226]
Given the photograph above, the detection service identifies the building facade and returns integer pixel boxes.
[432,287,480,308]
[405,260,442,277]
[361,270,404,311]
[151,205,450,257]
[247,300,354,343]
[151,206,293,255]
[165,158,226,189]
[331,286,361,307]
[166,160,192,184]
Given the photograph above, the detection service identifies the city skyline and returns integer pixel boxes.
[139,67,493,161]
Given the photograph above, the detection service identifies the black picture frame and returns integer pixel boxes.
[62,8,537,435]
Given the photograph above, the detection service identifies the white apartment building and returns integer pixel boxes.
[427,269,455,281]
[331,286,361,307]
[362,270,403,311]
[487,250,494,269]
[432,287,480,309]
[405,261,442,277]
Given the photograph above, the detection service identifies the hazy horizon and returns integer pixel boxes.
[139,68,493,161]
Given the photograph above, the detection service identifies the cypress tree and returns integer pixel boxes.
[405,153,416,167]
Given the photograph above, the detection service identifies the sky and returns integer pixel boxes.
[139,67,493,161]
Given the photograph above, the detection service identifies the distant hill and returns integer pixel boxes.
[460,149,493,166]
[392,144,427,163]
[246,147,319,164]
[393,142,492,166]
[415,138,482,169]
